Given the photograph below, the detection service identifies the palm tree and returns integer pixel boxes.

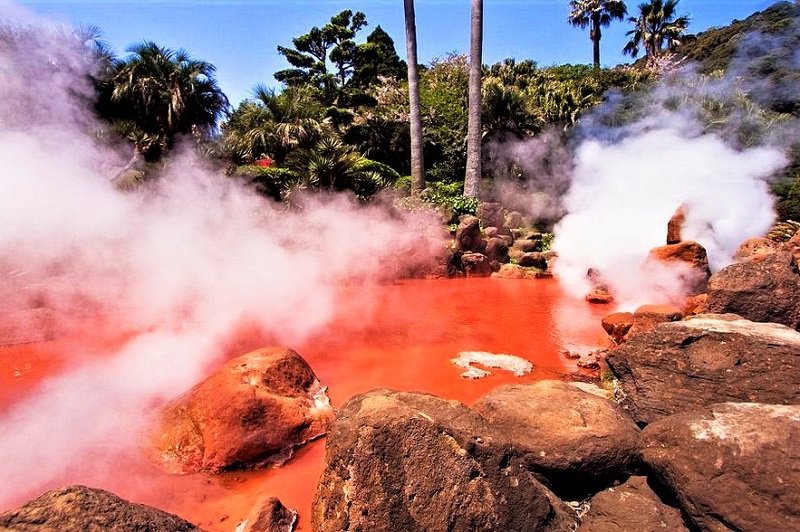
[223,85,328,164]
[403,0,425,196]
[623,0,690,63]
[104,41,228,162]
[288,137,400,199]
[463,0,483,199]
[568,1,628,69]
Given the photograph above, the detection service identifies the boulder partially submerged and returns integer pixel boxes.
[154,347,332,473]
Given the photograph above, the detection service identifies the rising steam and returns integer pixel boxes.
[0,6,442,507]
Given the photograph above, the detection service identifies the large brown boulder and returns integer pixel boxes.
[248,497,297,532]
[0,485,200,531]
[706,250,800,330]
[460,252,494,277]
[627,304,683,337]
[472,381,641,498]
[484,236,509,264]
[578,476,688,531]
[648,241,711,295]
[312,389,576,532]
[454,215,485,253]
[154,347,332,473]
[606,314,800,425]
[641,402,800,531]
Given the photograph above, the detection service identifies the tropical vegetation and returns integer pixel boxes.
[10,1,796,222]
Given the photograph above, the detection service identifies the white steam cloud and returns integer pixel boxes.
[554,114,785,307]
[551,19,800,308]
[0,6,443,507]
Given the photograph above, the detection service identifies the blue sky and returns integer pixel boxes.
[13,0,779,106]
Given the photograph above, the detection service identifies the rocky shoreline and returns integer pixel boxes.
[2,217,799,531]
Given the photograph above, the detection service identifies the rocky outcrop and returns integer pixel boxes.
[517,252,548,270]
[734,236,778,261]
[648,241,711,295]
[706,250,800,330]
[666,206,685,245]
[248,497,297,532]
[312,389,576,532]
[484,237,509,264]
[472,381,641,498]
[606,314,800,425]
[0,485,200,531]
[460,252,494,277]
[579,476,688,532]
[476,202,506,233]
[154,347,332,473]
[627,304,683,337]
[641,403,800,531]
[601,312,634,344]
[454,215,485,253]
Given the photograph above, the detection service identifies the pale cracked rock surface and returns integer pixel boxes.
[642,402,800,531]
[312,389,576,532]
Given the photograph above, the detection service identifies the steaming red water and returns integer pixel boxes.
[0,277,610,530]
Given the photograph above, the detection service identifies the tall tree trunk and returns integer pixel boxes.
[463,0,483,199]
[404,0,425,195]
[591,14,602,68]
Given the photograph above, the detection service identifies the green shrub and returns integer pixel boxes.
[420,181,479,223]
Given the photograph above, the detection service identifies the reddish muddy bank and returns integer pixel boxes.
[1,277,610,531]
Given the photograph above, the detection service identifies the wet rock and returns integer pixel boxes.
[706,250,800,330]
[734,236,778,261]
[483,226,499,238]
[666,206,685,244]
[472,381,641,499]
[641,402,800,531]
[517,252,548,270]
[454,215,485,253]
[491,263,539,280]
[606,314,800,425]
[312,389,576,532]
[154,347,332,473]
[0,485,200,531]
[484,237,509,264]
[249,497,297,532]
[586,289,614,304]
[579,476,688,532]
[601,312,634,344]
[460,252,493,277]
[512,238,542,253]
[648,241,711,295]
